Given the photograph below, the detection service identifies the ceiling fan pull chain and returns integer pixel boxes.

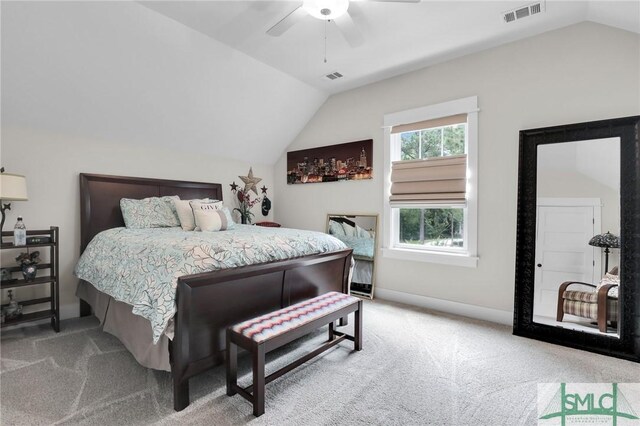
[324,19,328,63]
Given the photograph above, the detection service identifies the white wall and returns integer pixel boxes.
[537,138,621,250]
[274,22,640,315]
[0,127,275,320]
[0,2,296,319]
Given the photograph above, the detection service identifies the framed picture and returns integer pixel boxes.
[287,139,373,184]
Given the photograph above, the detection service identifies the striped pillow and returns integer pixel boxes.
[190,201,234,232]
[192,208,230,232]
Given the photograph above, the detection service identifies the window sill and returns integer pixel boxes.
[382,247,478,268]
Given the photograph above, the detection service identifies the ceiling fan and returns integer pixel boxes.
[267,0,421,48]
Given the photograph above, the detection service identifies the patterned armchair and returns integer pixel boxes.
[556,267,619,333]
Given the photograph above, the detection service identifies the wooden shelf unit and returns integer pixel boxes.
[1,227,60,331]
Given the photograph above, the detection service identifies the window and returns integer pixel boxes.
[400,123,466,160]
[382,97,478,267]
[398,207,464,248]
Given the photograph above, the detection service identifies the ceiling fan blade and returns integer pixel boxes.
[333,12,364,48]
[266,5,307,37]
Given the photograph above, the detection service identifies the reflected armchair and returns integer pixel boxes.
[556,267,619,333]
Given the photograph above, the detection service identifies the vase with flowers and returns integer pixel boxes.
[233,189,261,224]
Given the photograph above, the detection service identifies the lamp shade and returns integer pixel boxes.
[0,173,28,201]
[588,231,620,249]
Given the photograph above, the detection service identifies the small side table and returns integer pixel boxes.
[0,226,60,332]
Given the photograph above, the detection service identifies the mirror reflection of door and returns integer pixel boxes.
[534,138,620,337]
[534,203,598,317]
[326,214,378,299]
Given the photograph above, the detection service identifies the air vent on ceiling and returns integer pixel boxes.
[324,71,343,81]
[502,1,545,24]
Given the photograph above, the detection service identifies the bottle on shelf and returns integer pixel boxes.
[14,216,27,246]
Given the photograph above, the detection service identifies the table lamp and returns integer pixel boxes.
[0,168,29,234]
[588,231,620,273]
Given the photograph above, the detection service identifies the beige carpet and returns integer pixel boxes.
[1,299,637,425]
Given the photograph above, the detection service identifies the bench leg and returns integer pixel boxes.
[253,344,265,417]
[226,332,237,396]
[355,301,363,351]
[329,321,335,341]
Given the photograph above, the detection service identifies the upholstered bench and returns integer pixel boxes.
[226,291,362,416]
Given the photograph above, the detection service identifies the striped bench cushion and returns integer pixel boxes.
[232,292,359,343]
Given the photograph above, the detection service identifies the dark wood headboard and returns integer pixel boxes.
[79,173,223,252]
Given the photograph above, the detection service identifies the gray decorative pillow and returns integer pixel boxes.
[120,196,181,229]
[218,207,236,230]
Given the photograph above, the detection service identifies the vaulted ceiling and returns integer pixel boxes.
[142,1,640,94]
[1,1,326,165]
[2,1,638,165]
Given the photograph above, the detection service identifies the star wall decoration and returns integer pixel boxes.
[261,185,268,194]
[230,181,239,192]
[239,167,262,195]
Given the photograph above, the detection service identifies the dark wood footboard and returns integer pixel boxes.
[171,249,352,411]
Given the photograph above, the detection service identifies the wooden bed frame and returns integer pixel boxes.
[78,173,353,411]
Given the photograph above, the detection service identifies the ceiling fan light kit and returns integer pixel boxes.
[267,0,421,51]
[303,0,349,20]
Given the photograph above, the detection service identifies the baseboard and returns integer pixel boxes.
[375,288,513,326]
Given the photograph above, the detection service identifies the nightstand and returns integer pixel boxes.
[1,226,60,332]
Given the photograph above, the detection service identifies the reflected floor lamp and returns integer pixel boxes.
[0,168,29,235]
[589,231,620,273]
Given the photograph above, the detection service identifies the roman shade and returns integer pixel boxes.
[389,113,469,206]
[390,155,467,205]
[391,114,467,135]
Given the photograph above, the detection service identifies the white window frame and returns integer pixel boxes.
[382,96,479,268]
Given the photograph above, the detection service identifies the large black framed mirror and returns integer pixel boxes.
[514,116,639,362]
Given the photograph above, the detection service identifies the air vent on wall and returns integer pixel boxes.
[324,71,343,81]
[502,1,545,24]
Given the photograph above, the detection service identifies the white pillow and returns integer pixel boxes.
[174,198,216,231]
[597,273,620,298]
[190,200,235,231]
[192,206,233,232]
[189,200,223,212]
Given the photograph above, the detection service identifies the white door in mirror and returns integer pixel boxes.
[534,206,596,318]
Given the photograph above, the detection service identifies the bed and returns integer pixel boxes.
[75,173,353,411]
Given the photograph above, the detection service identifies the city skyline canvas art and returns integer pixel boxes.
[287,139,373,185]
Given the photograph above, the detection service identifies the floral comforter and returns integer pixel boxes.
[74,225,347,343]
[332,235,374,260]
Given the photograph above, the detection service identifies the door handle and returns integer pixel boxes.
[537,264,542,267]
